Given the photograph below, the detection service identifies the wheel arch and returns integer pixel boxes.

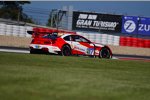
[61,43,71,50]
[103,45,113,56]
[99,45,113,58]
[60,43,72,56]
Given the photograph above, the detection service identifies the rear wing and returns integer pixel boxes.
[27,31,33,35]
[27,27,76,38]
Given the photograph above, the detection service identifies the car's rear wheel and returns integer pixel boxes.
[99,47,111,59]
[30,49,35,54]
[61,45,72,56]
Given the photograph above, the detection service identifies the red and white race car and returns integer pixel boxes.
[29,32,112,58]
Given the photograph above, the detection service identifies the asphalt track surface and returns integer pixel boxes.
[0,46,150,62]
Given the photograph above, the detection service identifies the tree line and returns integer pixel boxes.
[0,1,62,27]
[0,1,35,23]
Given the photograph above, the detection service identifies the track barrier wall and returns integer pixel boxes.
[76,32,150,48]
[120,36,150,48]
[0,23,149,48]
[0,23,33,38]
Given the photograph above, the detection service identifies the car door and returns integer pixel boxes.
[71,35,95,55]
[62,35,78,54]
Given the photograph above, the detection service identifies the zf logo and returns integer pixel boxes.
[124,20,136,33]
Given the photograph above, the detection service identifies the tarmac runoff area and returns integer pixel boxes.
[0,46,150,62]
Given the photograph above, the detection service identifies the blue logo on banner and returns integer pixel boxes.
[122,16,139,34]
[138,17,150,36]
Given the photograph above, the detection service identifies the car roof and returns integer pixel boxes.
[60,34,77,38]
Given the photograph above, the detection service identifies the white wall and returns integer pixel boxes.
[0,23,33,38]
[76,31,120,46]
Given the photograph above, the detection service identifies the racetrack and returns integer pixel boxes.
[0,46,150,62]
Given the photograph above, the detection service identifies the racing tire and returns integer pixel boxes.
[61,45,72,56]
[99,47,111,59]
[30,49,35,54]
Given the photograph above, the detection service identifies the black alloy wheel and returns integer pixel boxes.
[61,45,72,56]
[30,49,35,54]
[99,47,111,59]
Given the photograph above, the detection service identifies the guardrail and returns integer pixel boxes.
[76,32,150,48]
[0,22,149,48]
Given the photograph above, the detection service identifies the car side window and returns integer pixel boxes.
[63,36,71,41]
[72,35,89,43]
[74,36,81,42]
[80,37,88,42]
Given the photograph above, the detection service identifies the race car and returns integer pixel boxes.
[29,32,112,58]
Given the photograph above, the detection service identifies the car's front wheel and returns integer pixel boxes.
[61,45,72,56]
[99,47,111,59]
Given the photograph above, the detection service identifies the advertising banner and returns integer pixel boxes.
[72,11,122,32]
[122,16,139,34]
[138,17,150,36]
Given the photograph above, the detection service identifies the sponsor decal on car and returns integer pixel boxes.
[70,44,74,49]
[52,46,58,50]
[87,48,94,55]
[95,50,99,55]
[74,46,86,52]
[35,45,40,49]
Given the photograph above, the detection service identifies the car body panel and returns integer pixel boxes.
[30,33,112,57]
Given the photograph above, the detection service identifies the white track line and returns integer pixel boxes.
[0,49,30,54]
[112,57,119,59]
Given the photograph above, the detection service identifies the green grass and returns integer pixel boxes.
[0,52,150,100]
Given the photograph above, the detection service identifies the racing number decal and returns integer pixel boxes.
[87,48,94,55]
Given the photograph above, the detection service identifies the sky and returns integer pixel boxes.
[22,1,150,25]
